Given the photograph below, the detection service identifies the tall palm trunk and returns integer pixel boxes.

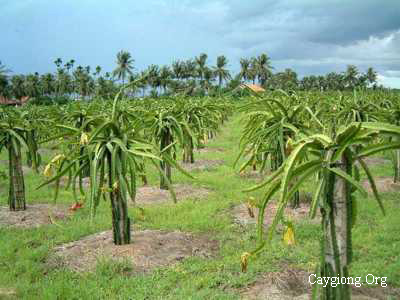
[319,154,352,299]
[8,140,26,211]
[107,151,130,245]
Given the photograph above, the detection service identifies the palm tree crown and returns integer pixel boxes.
[113,50,134,84]
[214,55,231,87]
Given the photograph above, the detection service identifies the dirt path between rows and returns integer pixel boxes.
[134,184,210,205]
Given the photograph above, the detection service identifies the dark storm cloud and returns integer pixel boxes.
[223,0,400,45]
[206,0,400,86]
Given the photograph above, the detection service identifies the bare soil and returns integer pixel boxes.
[52,176,90,188]
[357,157,391,167]
[238,170,271,180]
[240,269,400,300]
[240,268,310,300]
[0,287,17,298]
[195,147,225,154]
[180,159,224,171]
[38,148,53,155]
[134,184,210,205]
[0,204,70,228]
[362,177,400,194]
[232,201,318,228]
[50,229,219,273]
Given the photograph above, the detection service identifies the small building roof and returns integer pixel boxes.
[239,83,265,92]
[0,96,30,106]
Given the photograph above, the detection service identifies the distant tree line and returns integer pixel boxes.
[0,51,382,103]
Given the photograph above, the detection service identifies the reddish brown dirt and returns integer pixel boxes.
[180,159,224,171]
[134,184,210,205]
[50,229,219,273]
[362,177,400,194]
[232,201,318,228]
[0,204,70,228]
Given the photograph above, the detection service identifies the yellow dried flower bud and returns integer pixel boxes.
[43,164,53,177]
[50,154,65,164]
[241,252,251,272]
[283,223,295,246]
[80,132,89,145]
[285,137,294,155]
[246,197,256,218]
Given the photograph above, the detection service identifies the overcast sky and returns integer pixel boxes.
[1,0,400,87]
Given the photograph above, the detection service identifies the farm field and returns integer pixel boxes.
[0,102,399,300]
[2,1,400,299]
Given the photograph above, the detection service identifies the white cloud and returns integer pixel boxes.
[335,30,400,64]
[377,74,400,89]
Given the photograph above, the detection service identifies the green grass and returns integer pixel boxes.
[0,114,399,299]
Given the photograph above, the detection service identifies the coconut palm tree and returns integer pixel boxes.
[183,60,196,81]
[214,55,231,88]
[239,58,251,83]
[94,66,102,78]
[202,67,215,93]
[24,73,41,97]
[248,58,258,84]
[54,58,63,69]
[40,73,55,97]
[10,75,26,99]
[0,75,8,97]
[0,61,11,77]
[159,65,171,95]
[0,61,11,97]
[172,60,184,81]
[344,65,359,89]
[146,65,161,94]
[366,67,377,87]
[195,53,208,82]
[113,50,134,85]
[255,53,273,86]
